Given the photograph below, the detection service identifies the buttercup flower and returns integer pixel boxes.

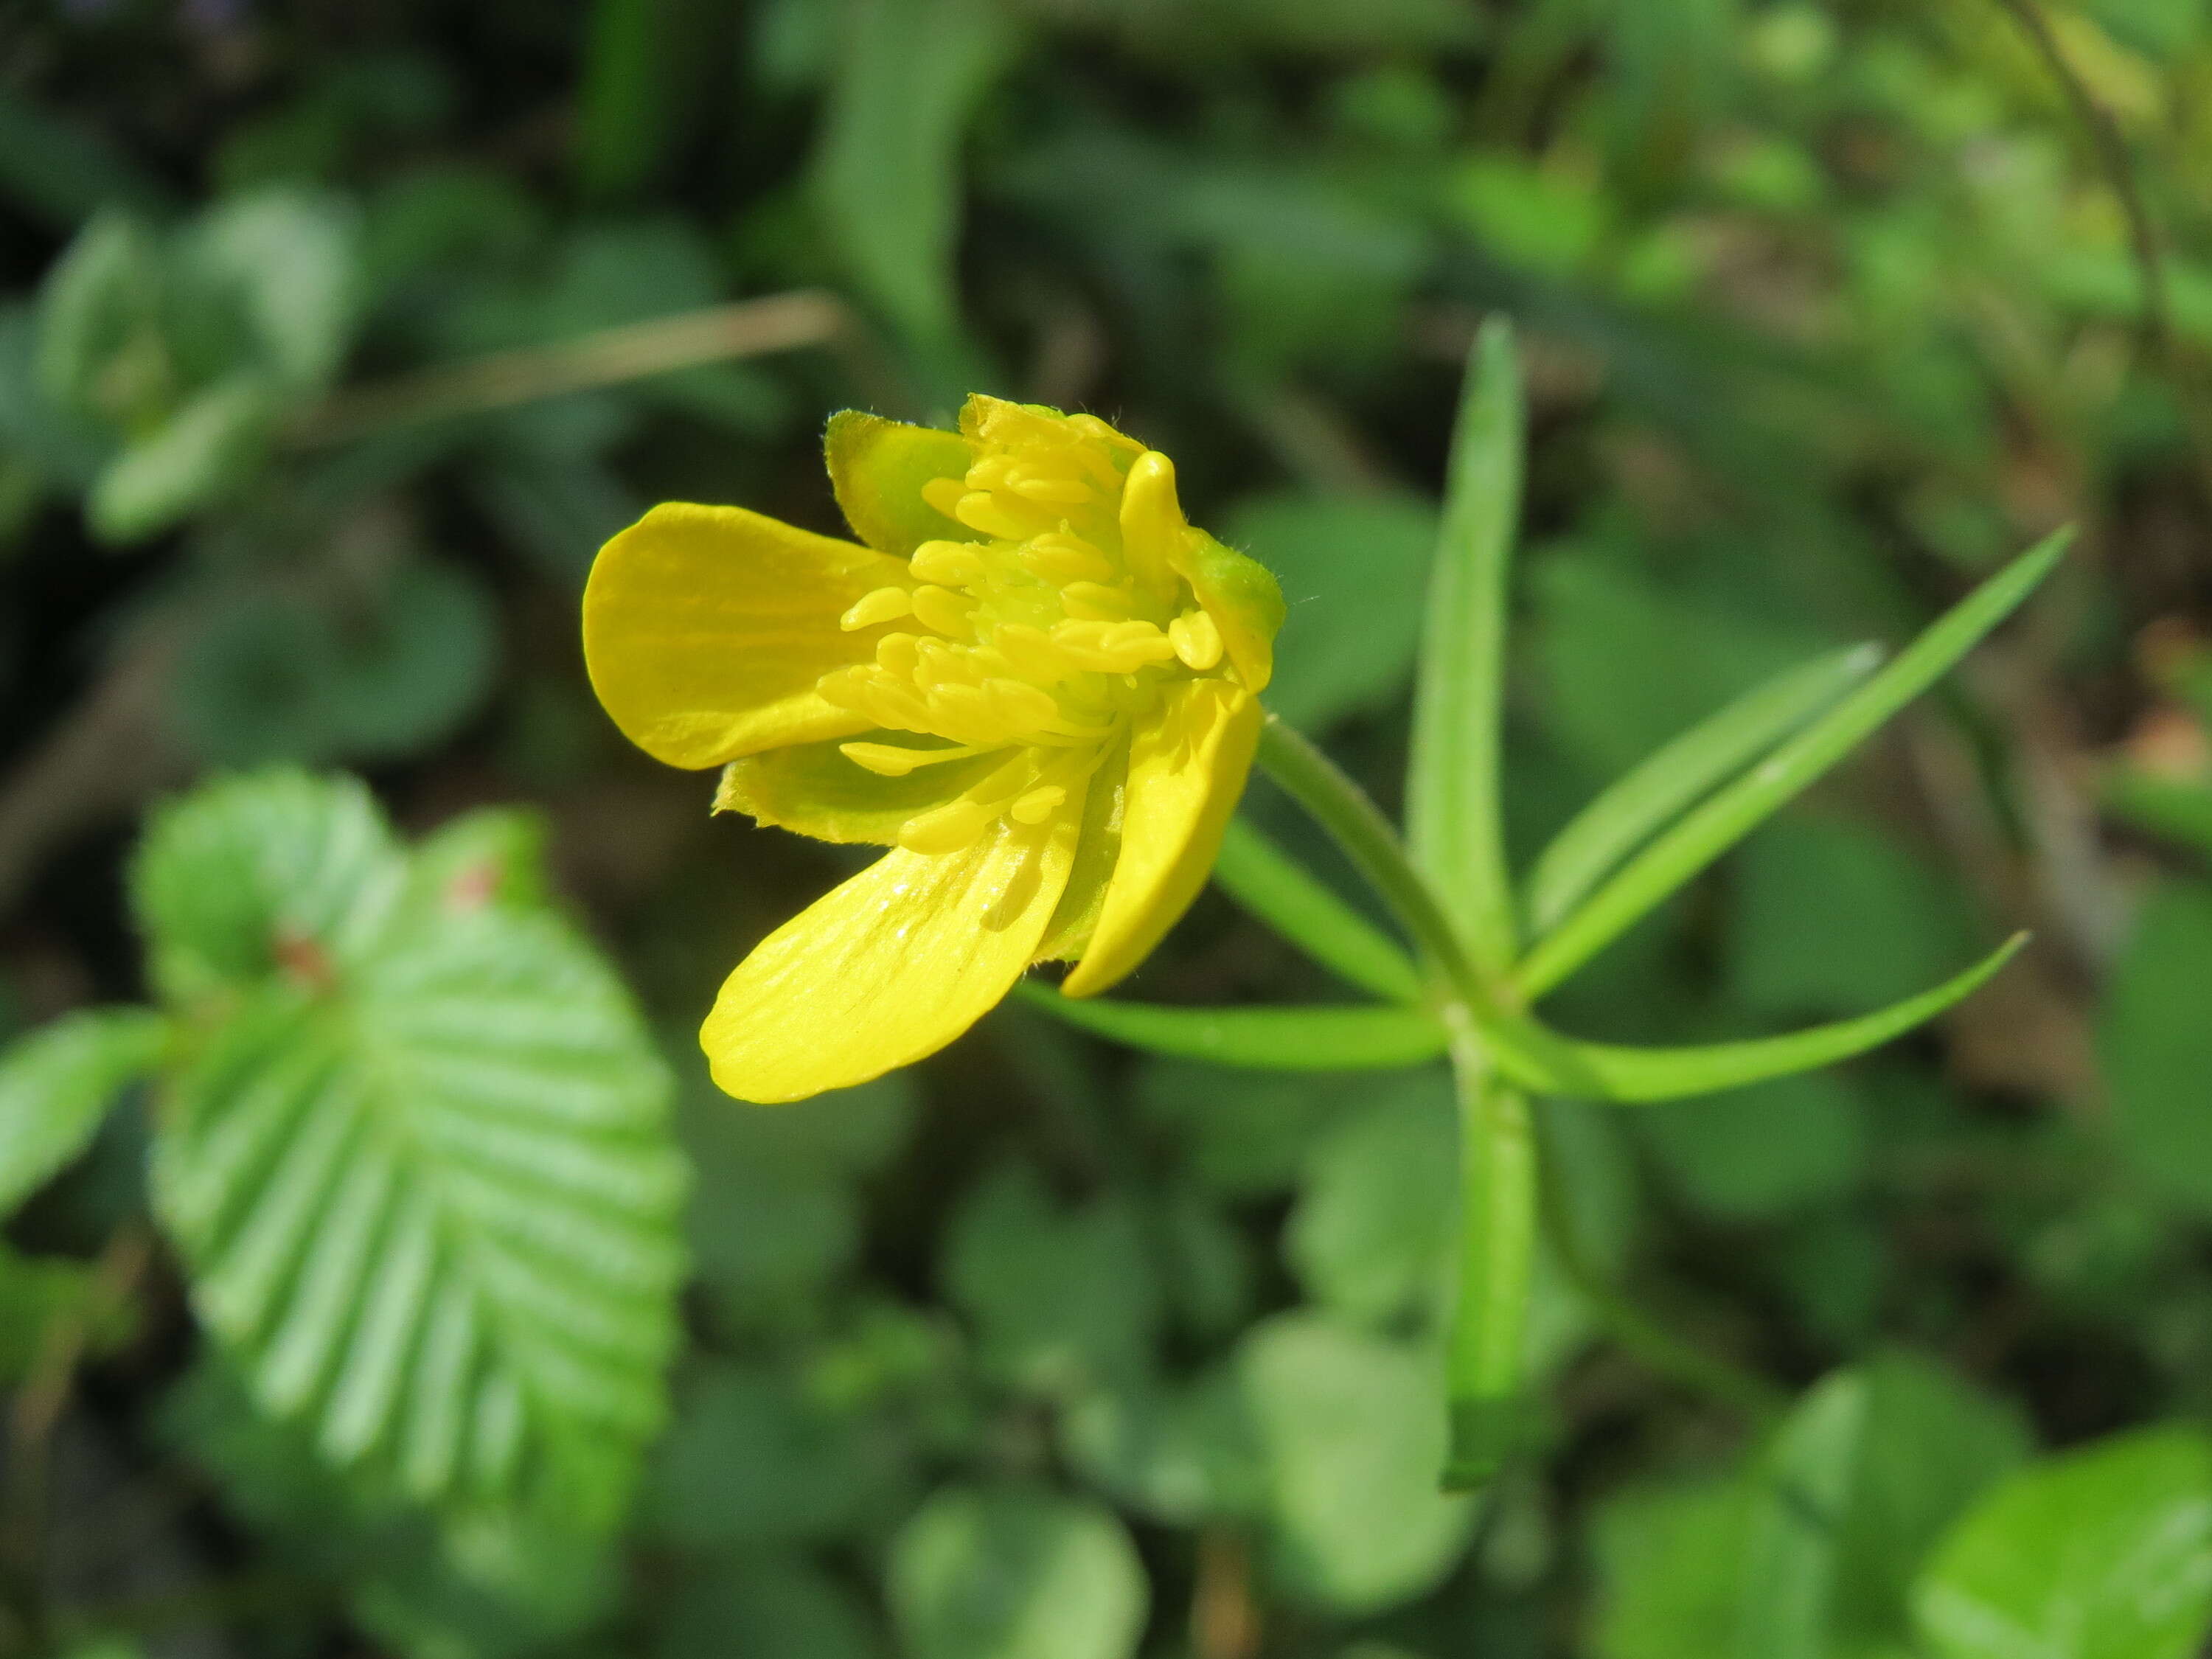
[582,396,1285,1102]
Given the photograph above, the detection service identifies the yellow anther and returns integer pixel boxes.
[983,678,1061,731]
[992,623,1076,682]
[920,476,970,518]
[1051,619,1179,673]
[1010,471,1093,506]
[910,585,975,636]
[953,490,1037,540]
[1169,608,1224,671]
[1009,785,1067,824]
[1021,533,1116,585]
[925,683,1009,743]
[840,740,988,777]
[1118,451,1183,596]
[876,632,920,676]
[898,798,995,855]
[1060,581,1136,621]
[911,540,986,585]
[840,586,914,630]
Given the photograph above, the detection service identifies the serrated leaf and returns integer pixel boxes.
[1016,983,1448,1070]
[1211,817,1422,1001]
[1406,315,1522,978]
[1516,530,2069,998]
[1527,644,1879,936]
[0,1006,167,1217]
[1914,1424,2212,1659]
[889,1484,1148,1659]
[139,771,685,1525]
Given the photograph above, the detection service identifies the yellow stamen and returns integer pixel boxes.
[1169,608,1224,671]
[911,540,986,585]
[840,586,913,630]
[839,740,992,776]
[910,585,975,636]
[1009,785,1066,824]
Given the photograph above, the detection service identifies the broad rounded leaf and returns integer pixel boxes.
[1914,1425,2212,1659]
[888,1484,1147,1659]
[0,1006,167,1217]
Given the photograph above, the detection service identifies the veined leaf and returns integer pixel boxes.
[1516,531,2069,998]
[1014,984,1448,1070]
[1492,935,2025,1104]
[0,1006,167,1218]
[1405,316,1523,980]
[1526,643,1880,937]
[137,771,686,1526]
[1212,817,1423,1002]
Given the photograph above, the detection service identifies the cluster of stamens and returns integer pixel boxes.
[815,403,1228,855]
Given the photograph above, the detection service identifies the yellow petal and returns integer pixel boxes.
[1059,680,1262,998]
[1172,529,1284,694]
[1033,737,1130,962]
[582,502,914,768]
[824,410,979,556]
[701,799,1085,1102]
[714,735,1001,845]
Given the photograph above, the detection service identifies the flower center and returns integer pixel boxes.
[813,403,1228,855]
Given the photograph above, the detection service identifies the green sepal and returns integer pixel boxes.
[823,408,975,557]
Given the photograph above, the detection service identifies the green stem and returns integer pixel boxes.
[1254,714,1537,1487]
[1444,1050,1535,1489]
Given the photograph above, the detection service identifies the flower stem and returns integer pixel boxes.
[1253,714,1535,1488]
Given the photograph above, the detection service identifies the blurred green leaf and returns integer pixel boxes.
[660,1554,884,1659]
[176,555,500,765]
[577,0,723,201]
[1133,1062,1354,1198]
[0,1006,167,1218]
[1285,1071,1455,1325]
[647,1361,911,1549]
[2103,882,2212,1214]
[89,375,283,543]
[1407,316,1522,978]
[888,1484,1148,1659]
[0,88,172,230]
[1225,490,1438,732]
[810,0,1012,352]
[943,1163,1158,1397]
[1593,1472,1755,1659]
[178,187,362,392]
[1528,645,1879,937]
[1641,1071,1868,1222]
[35,211,167,425]
[164,1356,619,1659]
[1060,1363,1265,1526]
[1212,817,1422,1001]
[137,772,686,1525]
[1240,1313,1477,1613]
[1728,812,1974,1018]
[1914,1425,2212,1659]
[0,1239,138,1382]
[1018,987,1448,1070]
[1519,532,2067,997]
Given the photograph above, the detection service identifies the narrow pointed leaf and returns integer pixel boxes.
[1516,531,2069,998]
[1494,934,2025,1103]
[1013,983,1448,1070]
[1407,316,1523,980]
[1213,817,1423,1003]
[1526,643,1881,936]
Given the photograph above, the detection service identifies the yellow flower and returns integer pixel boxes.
[582,395,1284,1103]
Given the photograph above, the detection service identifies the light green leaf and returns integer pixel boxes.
[1915,1424,2212,1659]
[2102,882,2212,1214]
[888,1484,1148,1659]
[138,772,686,1525]
[1405,315,1523,979]
[88,374,282,543]
[810,0,1011,350]
[1502,934,2025,1103]
[1593,1472,1756,1659]
[943,1162,1158,1398]
[661,1554,884,1659]
[179,187,361,392]
[1517,530,2069,998]
[1528,644,1879,936]
[0,1006,167,1217]
[1016,983,1448,1070]
[1285,1072,1455,1325]
[33,209,164,422]
[1641,1071,1866,1222]
[1240,1312,1478,1613]
[1211,817,1422,1001]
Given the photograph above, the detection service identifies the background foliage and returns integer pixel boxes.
[5,0,2212,1655]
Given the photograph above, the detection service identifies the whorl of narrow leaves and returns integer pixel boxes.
[133,772,686,1526]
